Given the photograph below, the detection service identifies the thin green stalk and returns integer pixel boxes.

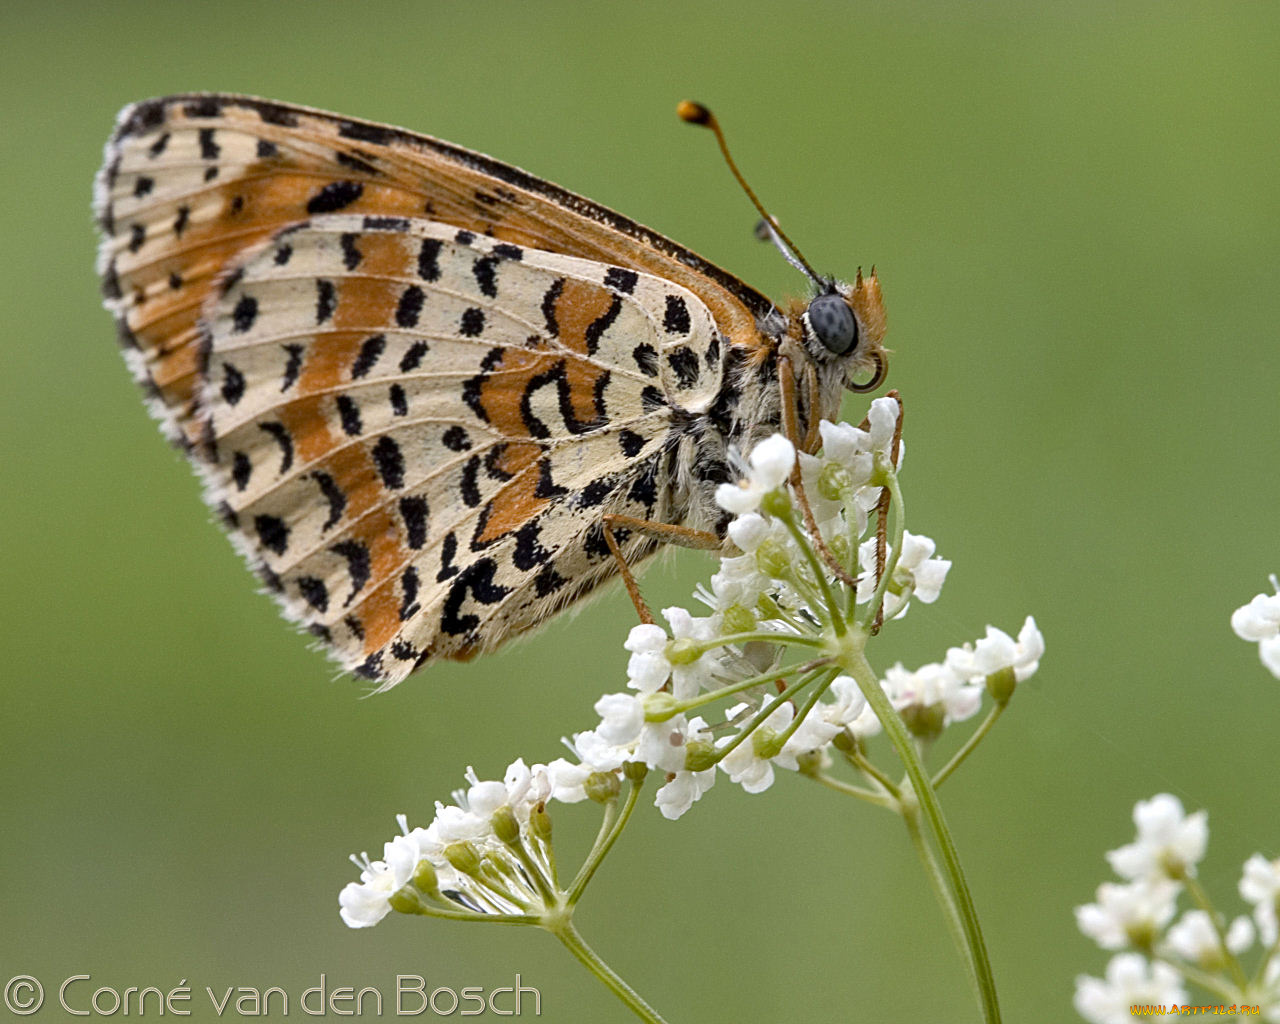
[845,646,1002,1024]
[900,796,980,1002]
[781,510,847,637]
[549,918,670,1024]
[810,771,895,808]
[931,703,1006,789]
[858,467,906,632]
[676,657,833,715]
[567,778,644,903]
[1182,876,1249,991]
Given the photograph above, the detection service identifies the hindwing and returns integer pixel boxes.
[198,216,724,683]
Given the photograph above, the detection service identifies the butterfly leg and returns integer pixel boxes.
[777,354,859,589]
[869,389,905,634]
[601,514,721,625]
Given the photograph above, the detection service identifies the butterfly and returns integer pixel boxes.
[94,95,888,687]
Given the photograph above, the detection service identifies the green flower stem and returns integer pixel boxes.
[506,834,557,908]
[708,630,826,652]
[810,771,895,808]
[1153,955,1238,1002]
[858,466,906,632]
[567,777,643,904]
[931,703,1006,789]
[676,658,833,715]
[711,666,827,763]
[417,906,544,926]
[547,917,670,1024]
[899,795,976,998]
[845,645,1002,1024]
[838,743,901,800]
[1183,876,1249,991]
[772,666,839,749]
[781,510,847,637]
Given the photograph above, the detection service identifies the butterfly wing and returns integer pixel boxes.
[192,215,725,684]
[95,94,772,451]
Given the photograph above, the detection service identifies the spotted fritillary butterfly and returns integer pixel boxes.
[95,95,887,686]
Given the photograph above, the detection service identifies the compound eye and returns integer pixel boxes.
[806,293,858,355]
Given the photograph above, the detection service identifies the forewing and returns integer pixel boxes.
[199,216,722,684]
[95,94,770,450]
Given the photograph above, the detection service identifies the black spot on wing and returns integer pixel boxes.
[371,436,405,489]
[417,238,442,281]
[331,539,371,606]
[541,278,563,337]
[399,566,421,621]
[255,102,299,126]
[619,429,646,458]
[396,285,424,328]
[340,233,362,270]
[197,128,220,161]
[351,334,385,378]
[459,307,485,337]
[258,421,294,474]
[633,344,658,377]
[232,451,251,491]
[254,514,289,556]
[306,180,364,214]
[389,384,407,417]
[667,346,701,389]
[460,455,482,507]
[221,362,245,405]
[663,294,692,334]
[513,518,552,572]
[604,267,639,294]
[338,119,393,145]
[336,395,362,436]
[336,149,380,176]
[365,215,410,231]
[436,532,460,582]
[472,255,499,298]
[312,471,347,531]
[399,496,429,549]
[584,296,622,355]
[442,425,471,451]
[256,138,278,159]
[315,279,336,323]
[297,576,329,614]
[492,243,523,260]
[400,340,429,371]
[281,344,304,391]
[440,559,510,637]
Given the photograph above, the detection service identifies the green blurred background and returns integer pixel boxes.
[2,2,1278,1020]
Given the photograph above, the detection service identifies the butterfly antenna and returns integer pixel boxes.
[678,100,823,287]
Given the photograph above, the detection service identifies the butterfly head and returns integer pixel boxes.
[799,268,888,393]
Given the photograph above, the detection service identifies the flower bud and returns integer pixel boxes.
[491,805,521,845]
[684,738,717,772]
[985,666,1017,706]
[444,840,482,877]
[900,702,945,743]
[755,539,791,579]
[759,488,793,520]
[752,726,784,761]
[530,801,552,842]
[644,691,681,722]
[817,463,853,501]
[722,602,757,634]
[666,637,702,665]
[389,885,427,915]
[585,770,621,804]
[412,858,439,896]
[622,760,649,784]
[795,748,825,777]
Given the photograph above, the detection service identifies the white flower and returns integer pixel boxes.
[1241,853,1280,945]
[882,661,983,726]
[662,606,723,699]
[544,757,595,803]
[714,434,795,515]
[857,530,951,617]
[339,831,420,928]
[1076,879,1180,949]
[655,767,716,820]
[593,692,645,745]
[1105,794,1207,881]
[946,617,1044,684]
[1165,909,1253,967]
[717,701,839,794]
[823,675,869,727]
[635,712,701,774]
[624,623,671,693]
[1232,582,1280,679]
[1074,954,1188,1024]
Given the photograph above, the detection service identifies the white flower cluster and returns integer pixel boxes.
[1074,794,1280,1023]
[340,758,598,929]
[1232,576,1280,679]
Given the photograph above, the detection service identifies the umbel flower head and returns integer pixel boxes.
[341,401,1046,938]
